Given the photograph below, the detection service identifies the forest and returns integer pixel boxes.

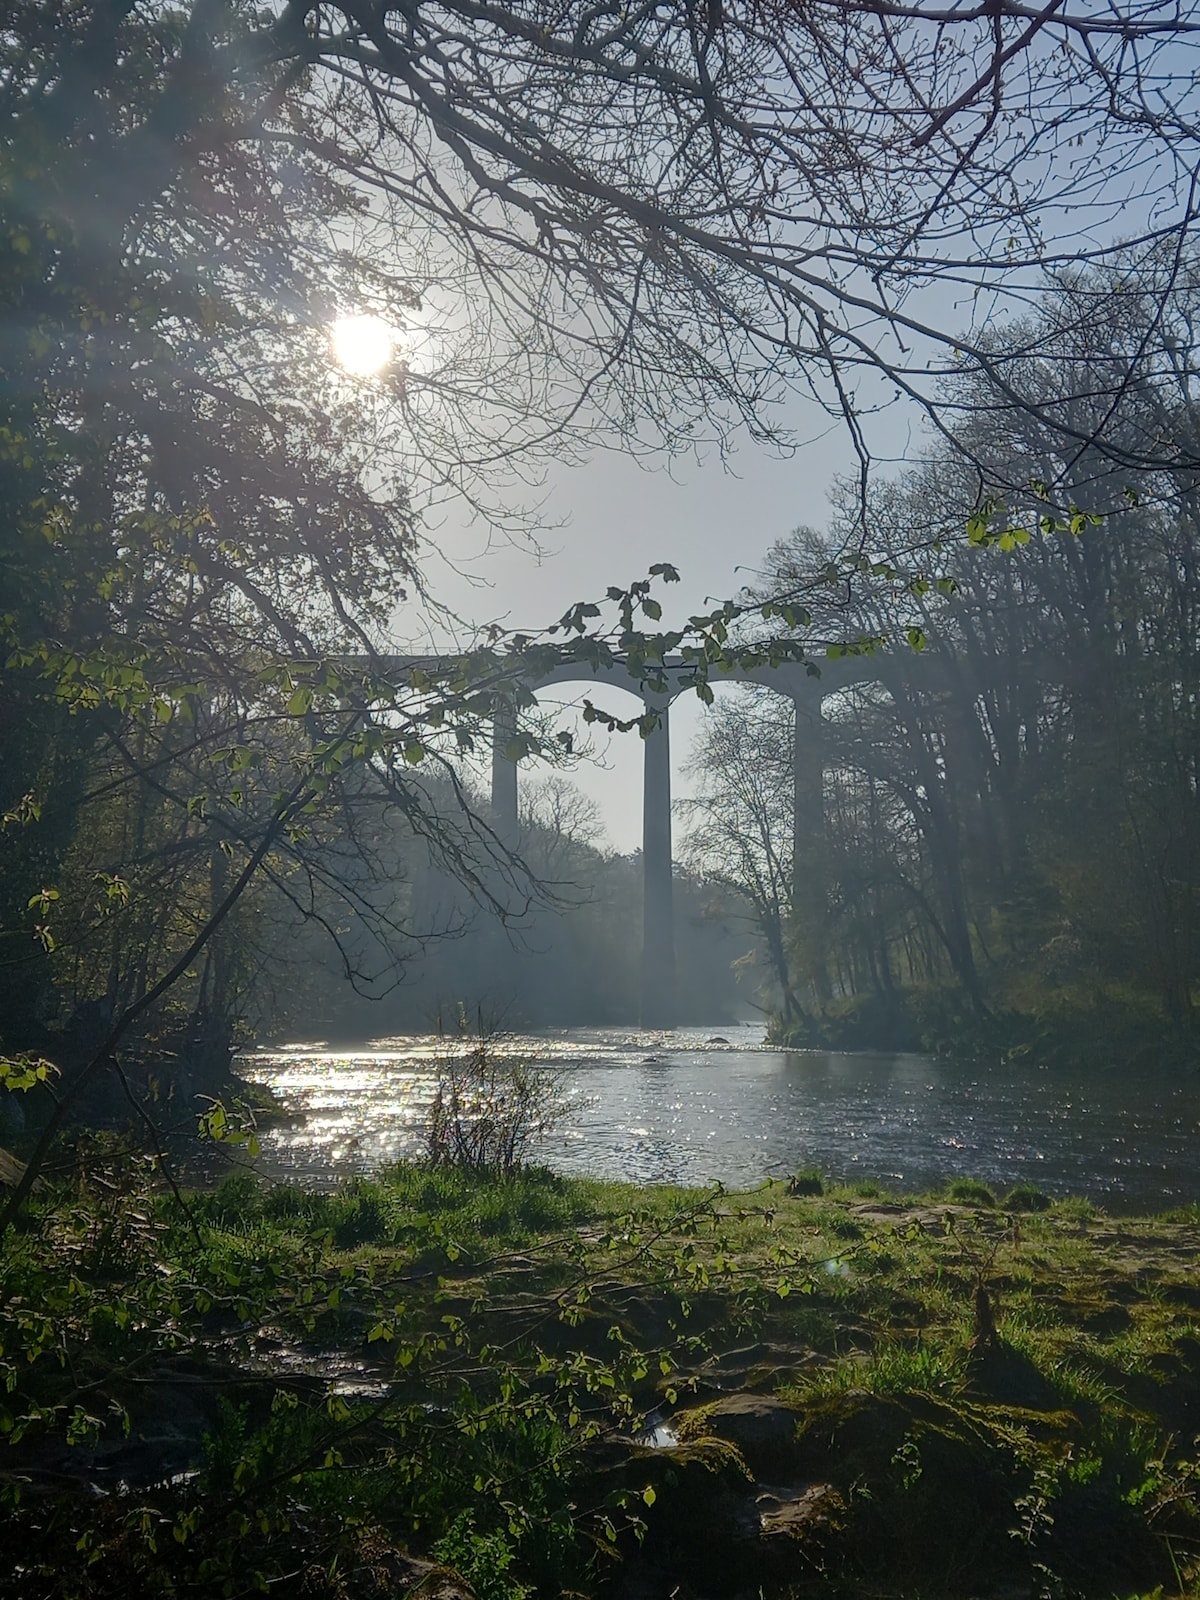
[685,270,1200,1067]
[5,0,1200,1107]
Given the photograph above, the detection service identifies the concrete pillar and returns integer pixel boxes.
[640,699,676,1029]
[490,705,519,840]
[791,690,830,1005]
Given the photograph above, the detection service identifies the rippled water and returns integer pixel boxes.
[238,1023,1200,1210]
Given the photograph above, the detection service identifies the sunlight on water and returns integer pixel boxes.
[238,1024,1200,1210]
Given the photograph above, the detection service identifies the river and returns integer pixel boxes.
[237,1023,1200,1211]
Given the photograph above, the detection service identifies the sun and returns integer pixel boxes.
[330,313,394,376]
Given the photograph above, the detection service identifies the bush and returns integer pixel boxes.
[425,1028,572,1174]
[1004,1182,1052,1213]
[947,1179,996,1208]
[788,1169,825,1197]
[432,1512,531,1600]
[329,1179,394,1246]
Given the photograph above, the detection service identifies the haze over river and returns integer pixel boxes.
[240,1024,1200,1211]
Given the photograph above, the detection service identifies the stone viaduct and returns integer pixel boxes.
[375,651,918,1028]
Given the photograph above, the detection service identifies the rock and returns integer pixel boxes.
[781,1388,1066,1585]
[1042,1481,1174,1593]
[302,1538,476,1600]
[674,1394,803,1479]
[587,1435,753,1502]
[0,1144,28,1188]
[583,1437,758,1591]
[395,1562,476,1600]
[756,1481,846,1550]
[670,1342,824,1399]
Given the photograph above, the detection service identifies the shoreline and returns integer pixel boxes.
[232,1031,1200,1214]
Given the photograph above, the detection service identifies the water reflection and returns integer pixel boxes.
[239,1025,1200,1211]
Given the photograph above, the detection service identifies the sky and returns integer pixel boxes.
[416,408,879,853]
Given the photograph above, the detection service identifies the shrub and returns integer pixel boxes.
[432,1511,531,1600]
[787,1169,825,1197]
[425,1029,572,1174]
[1004,1182,1052,1213]
[947,1179,996,1208]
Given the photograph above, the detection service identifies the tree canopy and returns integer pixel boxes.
[8,1,1200,491]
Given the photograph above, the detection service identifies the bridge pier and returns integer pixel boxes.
[640,699,676,1030]
[491,695,678,1028]
[490,706,519,840]
[790,689,830,1007]
[379,651,899,1036]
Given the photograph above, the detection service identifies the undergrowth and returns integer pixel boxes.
[1,1156,1199,1597]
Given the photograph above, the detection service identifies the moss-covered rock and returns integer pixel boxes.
[783,1390,1025,1584]
[585,1437,758,1593]
[673,1393,804,1479]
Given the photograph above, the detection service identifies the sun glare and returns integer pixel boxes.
[331,313,394,376]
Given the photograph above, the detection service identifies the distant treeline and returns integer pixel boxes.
[1,733,749,1090]
[260,775,749,1040]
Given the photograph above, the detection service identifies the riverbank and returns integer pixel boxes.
[2,1161,1199,1598]
[770,984,1200,1074]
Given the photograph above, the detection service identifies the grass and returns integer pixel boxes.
[783,1337,967,1399]
[4,1161,1200,1598]
[946,1178,997,1207]
[193,1160,601,1256]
